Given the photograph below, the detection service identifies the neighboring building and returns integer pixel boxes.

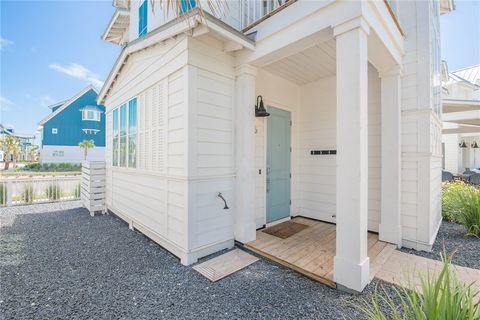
[0,124,36,162]
[99,0,453,292]
[38,85,106,164]
[442,64,480,174]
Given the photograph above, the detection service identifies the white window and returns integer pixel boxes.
[52,128,58,134]
[82,110,101,121]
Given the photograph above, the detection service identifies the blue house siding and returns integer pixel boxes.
[42,89,106,147]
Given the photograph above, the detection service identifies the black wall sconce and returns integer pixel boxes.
[255,95,270,117]
[459,141,468,148]
[472,141,479,149]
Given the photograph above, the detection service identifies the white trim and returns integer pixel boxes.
[98,10,255,104]
[39,85,99,126]
[102,9,130,42]
[82,129,100,134]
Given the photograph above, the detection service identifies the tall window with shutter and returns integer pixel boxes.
[128,98,137,168]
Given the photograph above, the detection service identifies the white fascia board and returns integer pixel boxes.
[98,9,254,104]
[39,85,98,126]
[47,100,67,110]
[364,1,404,65]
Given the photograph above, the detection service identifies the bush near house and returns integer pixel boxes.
[442,181,480,237]
[457,187,480,238]
[359,250,480,320]
[22,162,81,172]
[46,183,61,201]
[21,184,34,204]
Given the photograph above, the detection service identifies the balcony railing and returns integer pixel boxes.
[241,0,297,32]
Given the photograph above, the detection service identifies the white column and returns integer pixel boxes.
[234,65,257,243]
[333,19,370,292]
[379,66,402,245]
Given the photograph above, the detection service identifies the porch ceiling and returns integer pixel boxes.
[262,39,336,85]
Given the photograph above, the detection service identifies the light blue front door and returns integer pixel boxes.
[266,106,291,223]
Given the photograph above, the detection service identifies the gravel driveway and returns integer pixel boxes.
[1,202,399,320]
[399,221,480,270]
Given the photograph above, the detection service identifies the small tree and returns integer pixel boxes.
[26,145,39,162]
[79,140,95,161]
[12,144,22,168]
[0,135,20,170]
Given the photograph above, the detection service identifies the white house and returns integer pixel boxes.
[442,64,480,174]
[98,0,454,292]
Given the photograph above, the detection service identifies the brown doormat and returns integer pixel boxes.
[262,220,309,239]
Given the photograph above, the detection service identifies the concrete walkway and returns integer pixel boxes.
[376,250,480,292]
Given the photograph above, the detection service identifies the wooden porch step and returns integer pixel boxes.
[244,243,337,288]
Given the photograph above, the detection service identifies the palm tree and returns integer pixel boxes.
[0,135,20,170]
[79,140,95,161]
[12,144,22,168]
[26,145,39,162]
[146,0,223,18]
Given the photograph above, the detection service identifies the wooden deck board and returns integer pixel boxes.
[245,217,396,287]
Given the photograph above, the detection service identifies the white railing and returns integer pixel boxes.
[81,161,106,216]
[0,175,82,207]
[241,0,292,30]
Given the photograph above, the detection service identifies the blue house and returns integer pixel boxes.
[38,85,106,163]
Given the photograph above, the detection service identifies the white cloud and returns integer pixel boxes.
[0,37,13,50]
[0,96,14,112]
[49,63,104,89]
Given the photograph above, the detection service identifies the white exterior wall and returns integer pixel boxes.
[40,145,105,164]
[397,0,442,251]
[104,35,236,264]
[253,64,381,232]
[442,133,461,174]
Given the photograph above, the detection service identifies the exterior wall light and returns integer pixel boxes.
[255,95,270,117]
[459,141,468,148]
[471,141,479,149]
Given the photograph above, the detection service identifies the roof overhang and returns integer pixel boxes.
[443,125,480,135]
[443,99,480,113]
[98,9,255,104]
[102,9,130,45]
[440,0,455,15]
[39,85,98,126]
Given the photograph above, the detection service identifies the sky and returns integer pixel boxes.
[0,0,119,137]
[0,1,479,137]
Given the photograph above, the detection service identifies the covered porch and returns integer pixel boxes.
[233,1,405,292]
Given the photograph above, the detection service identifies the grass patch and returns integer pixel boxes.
[358,249,480,319]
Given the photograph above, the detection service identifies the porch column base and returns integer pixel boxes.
[334,256,370,292]
[379,223,402,246]
[234,222,257,244]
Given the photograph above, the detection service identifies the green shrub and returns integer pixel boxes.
[0,183,6,205]
[21,184,34,204]
[74,183,81,198]
[457,187,480,237]
[46,183,61,201]
[442,181,470,222]
[359,250,480,319]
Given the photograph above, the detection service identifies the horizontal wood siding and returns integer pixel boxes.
[104,39,188,254]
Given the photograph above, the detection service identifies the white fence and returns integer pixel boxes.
[0,175,82,207]
[81,161,106,216]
